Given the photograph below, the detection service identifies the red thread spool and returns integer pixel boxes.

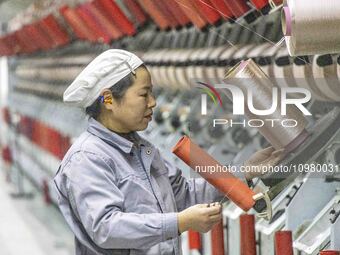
[33,23,54,49]
[175,0,208,29]
[77,4,111,43]
[195,0,221,25]
[26,23,53,50]
[59,5,95,41]
[40,122,49,152]
[61,136,71,159]
[43,179,52,205]
[2,146,12,164]
[32,119,40,145]
[0,38,12,56]
[14,30,37,54]
[2,107,11,124]
[185,0,209,23]
[89,1,123,40]
[123,0,147,26]
[22,27,41,52]
[172,136,256,211]
[47,127,62,159]
[2,107,11,125]
[3,108,10,123]
[211,220,225,255]
[249,0,269,10]
[240,214,257,255]
[0,40,7,56]
[4,34,21,54]
[22,26,42,52]
[137,0,170,29]
[188,230,201,250]
[320,251,340,255]
[92,0,135,36]
[152,0,178,28]
[271,0,283,5]
[274,231,293,255]
[227,0,250,18]
[39,14,70,47]
[209,0,234,20]
[161,0,190,27]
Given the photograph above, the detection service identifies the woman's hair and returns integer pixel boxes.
[85,73,134,119]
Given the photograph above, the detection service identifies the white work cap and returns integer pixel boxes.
[63,49,143,108]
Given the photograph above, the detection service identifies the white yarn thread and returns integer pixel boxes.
[282,0,340,56]
[224,59,308,150]
[291,60,329,101]
[272,47,296,89]
[204,46,227,84]
[215,47,239,80]
[312,55,340,101]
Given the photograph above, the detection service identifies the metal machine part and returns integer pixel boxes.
[285,175,339,239]
[215,45,241,80]
[261,107,340,199]
[256,179,304,255]
[291,55,331,101]
[294,194,340,254]
[158,50,174,88]
[330,200,340,250]
[194,47,217,84]
[174,49,196,89]
[148,49,169,88]
[247,42,273,65]
[224,201,244,255]
[185,48,207,86]
[259,44,283,78]
[204,45,228,81]
[273,47,298,89]
[312,54,340,101]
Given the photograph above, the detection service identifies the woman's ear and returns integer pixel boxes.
[101,90,114,109]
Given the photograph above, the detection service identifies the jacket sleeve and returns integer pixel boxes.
[164,158,225,212]
[61,151,178,250]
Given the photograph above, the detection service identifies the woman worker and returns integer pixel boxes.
[54,49,282,255]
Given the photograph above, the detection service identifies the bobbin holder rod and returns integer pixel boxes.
[253,192,273,220]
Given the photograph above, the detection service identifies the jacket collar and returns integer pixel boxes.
[87,118,151,153]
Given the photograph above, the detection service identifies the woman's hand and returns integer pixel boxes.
[244,146,284,180]
[177,203,222,233]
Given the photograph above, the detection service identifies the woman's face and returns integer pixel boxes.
[103,67,156,133]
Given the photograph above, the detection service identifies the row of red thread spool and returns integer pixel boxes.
[0,0,145,56]
[18,115,71,160]
[0,0,285,56]
[140,0,282,30]
[1,108,13,167]
[2,108,71,161]
[0,14,70,56]
[188,214,339,255]
[2,107,59,206]
[59,0,139,43]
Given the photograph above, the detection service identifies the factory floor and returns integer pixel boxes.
[0,168,74,255]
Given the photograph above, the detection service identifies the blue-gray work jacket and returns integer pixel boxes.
[54,118,223,255]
